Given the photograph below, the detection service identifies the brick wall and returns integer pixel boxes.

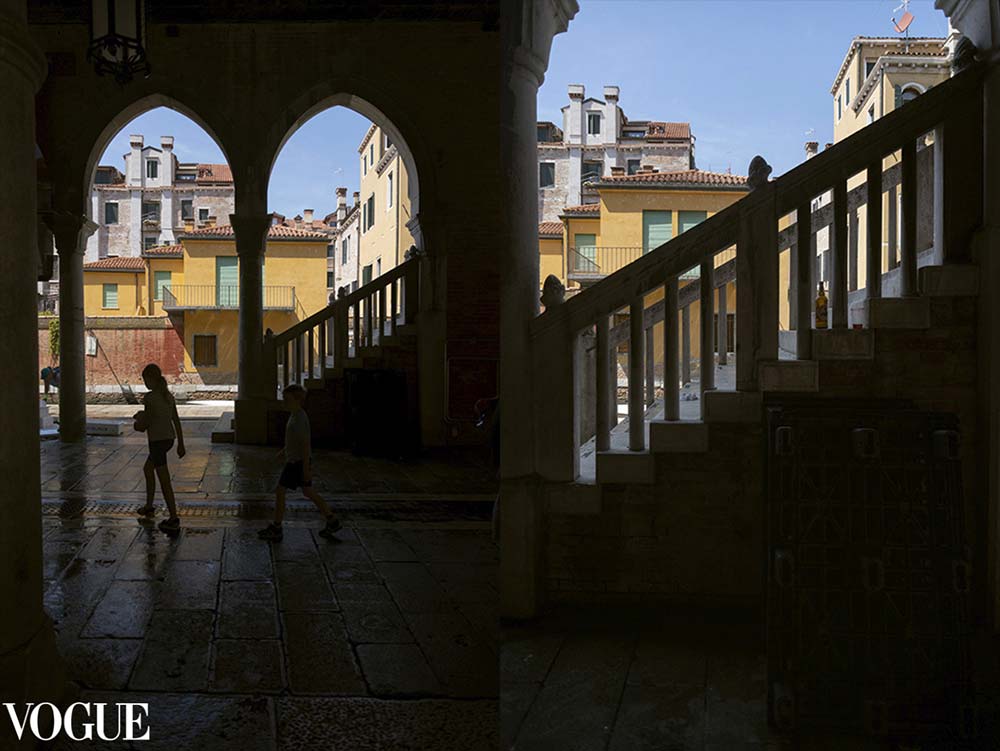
[38,316,191,387]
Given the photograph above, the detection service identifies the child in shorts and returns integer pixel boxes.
[134,363,185,533]
[258,384,341,541]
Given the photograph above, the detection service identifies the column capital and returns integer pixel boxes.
[504,0,579,89]
[229,213,271,258]
[45,212,98,254]
[0,8,47,91]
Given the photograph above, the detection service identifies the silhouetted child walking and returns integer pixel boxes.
[259,384,341,541]
[134,363,185,533]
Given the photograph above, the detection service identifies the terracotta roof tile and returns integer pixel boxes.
[644,122,691,140]
[142,245,183,257]
[560,204,601,216]
[83,256,146,271]
[180,224,329,240]
[595,169,749,188]
[195,163,233,183]
[538,221,563,237]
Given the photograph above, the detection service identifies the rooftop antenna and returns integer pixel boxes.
[892,0,914,37]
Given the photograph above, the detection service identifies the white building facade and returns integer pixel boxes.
[537,84,696,222]
[328,187,361,297]
[85,135,235,263]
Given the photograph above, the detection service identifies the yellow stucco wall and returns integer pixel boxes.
[539,236,564,289]
[358,125,413,280]
[84,271,144,316]
[146,258,185,317]
[597,189,744,249]
[181,310,304,382]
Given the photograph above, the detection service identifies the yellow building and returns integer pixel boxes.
[538,168,749,360]
[826,36,951,312]
[82,224,329,383]
[357,124,414,284]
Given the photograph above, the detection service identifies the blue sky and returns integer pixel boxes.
[540,0,948,178]
[98,0,949,217]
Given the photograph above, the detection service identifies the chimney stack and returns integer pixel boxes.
[128,134,144,186]
[336,187,347,224]
[805,141,819,159]
[303,209,314,224]
[353,191,360,208]
[610,166,625,176]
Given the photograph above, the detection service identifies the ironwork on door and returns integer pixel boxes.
[766,401,973,744]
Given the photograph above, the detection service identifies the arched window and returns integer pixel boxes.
[898,83,926,107]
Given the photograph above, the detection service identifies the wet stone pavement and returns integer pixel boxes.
[43,510,497,748]
[39,417,499,747]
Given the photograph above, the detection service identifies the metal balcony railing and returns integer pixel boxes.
[162,285,296,311]
[568,247,644,278]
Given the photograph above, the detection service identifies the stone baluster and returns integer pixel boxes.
[663,278,680,420]
[900,138,918,296]
[629,295,645,451]
[832,180,849,328]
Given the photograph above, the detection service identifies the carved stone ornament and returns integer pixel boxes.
[403,245,424,261]
[540,274,566,308]
[747,156,772,191]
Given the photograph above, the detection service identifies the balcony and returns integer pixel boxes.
[568,246,643,281]
[162,285,296,311]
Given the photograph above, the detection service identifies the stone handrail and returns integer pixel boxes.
[530,60,988,482]
[264,255,420,394]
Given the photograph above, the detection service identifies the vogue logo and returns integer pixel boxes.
[4,702,150,742]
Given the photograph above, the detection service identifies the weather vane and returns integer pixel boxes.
[892,0,914,36]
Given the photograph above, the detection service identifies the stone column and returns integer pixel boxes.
[47,213,96,443]
[232,213,270,443]
[499,0,577,619]
[0,0,69,719]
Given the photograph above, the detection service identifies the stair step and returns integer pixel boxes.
[865,297,931,329]
[812,329,874,360]
[545,482,602,515]
[649,421,709,453]
[211,411,235,443]
[702,391,762,423]
[919,264,979,297]
[759,360,819,392]
[596,450,655,485]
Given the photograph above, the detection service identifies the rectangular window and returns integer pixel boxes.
[539,162,555,188]
[574,233,597,271]
[587,112,601,135]
[845,78,851,103]
[153,270,172,301]
[537,125,549,142]
[581,161,602,184]
[387,171,394,209]
[102,283,118,309]
[327,271,334,288]
[146,160,158,179]
[642,210,673,252]
[104,202,119,224]
[362,264,373,285]
[376,258,382,276]
[678,210,707,235]
[362,202,367,233]
[215,256,239,307]
[342,238,348,265]
[867,105,875,124]
[143,236,158,250]
[327,245,334,258]
[363,155,367,175]
[837,95,842,120]
[865,60,876,79]
[193,335,217,367]
[369,143,374,165]
[626,159,641,175]
[180,199,193,220]
[142,201,160,221]
[366,195,375,230]
[198,207,210,222]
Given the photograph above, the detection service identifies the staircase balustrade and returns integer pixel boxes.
[264,256,420,395]
[531,62,986,482]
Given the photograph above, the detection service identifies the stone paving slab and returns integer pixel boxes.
[42,512,498,747]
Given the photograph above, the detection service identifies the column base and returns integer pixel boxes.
[234,397,269,445]
[499,477,543,619]
[0,617,73,748]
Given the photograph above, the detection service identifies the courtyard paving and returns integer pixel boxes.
[38,423,498,749]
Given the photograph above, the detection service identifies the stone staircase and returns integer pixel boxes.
[262,256,422,449]
[525,60,987,608]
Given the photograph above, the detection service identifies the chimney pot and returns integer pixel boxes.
[303,209,314,223]
[160,136,174,150]
[335,187,347,198]
[805,141,819,159]
[353,191,360,207]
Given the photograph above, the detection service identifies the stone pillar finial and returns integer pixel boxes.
[404,245,423,261]
[540,275,566,308]
[747,156,772,190]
